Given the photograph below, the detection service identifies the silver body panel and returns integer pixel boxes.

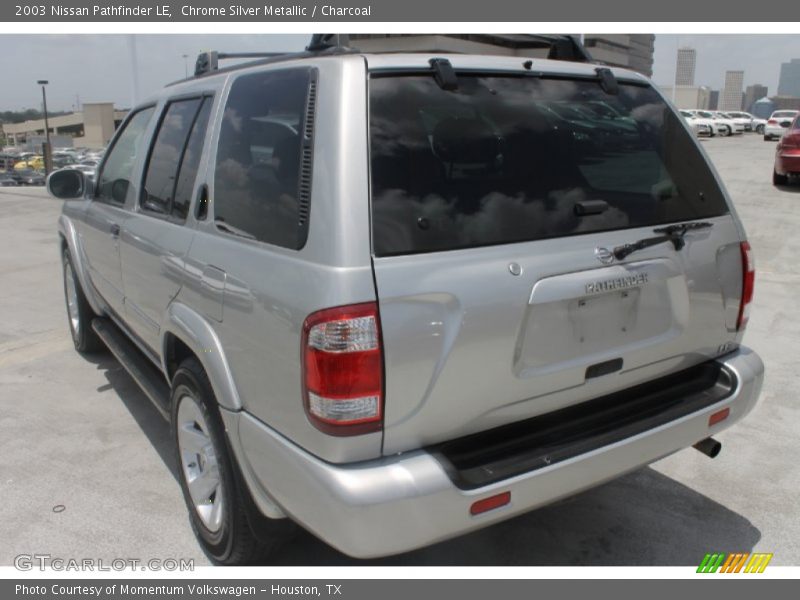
[224,347,763,558]
[56,52,764,554]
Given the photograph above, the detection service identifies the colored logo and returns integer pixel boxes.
[697,552,773,573]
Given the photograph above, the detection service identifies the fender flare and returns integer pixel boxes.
[58,214,105,316]
[161,302,242,411]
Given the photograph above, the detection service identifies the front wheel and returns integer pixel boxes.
[720,126,732,137]
[62,250,104,353]
[756,124,765,134]
[172,358,295,564]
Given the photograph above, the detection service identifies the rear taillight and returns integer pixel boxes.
[768,119,778,125]
[301,302,383,436]
[736,241,755,331]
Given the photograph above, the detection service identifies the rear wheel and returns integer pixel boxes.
[764,135,772,141]
[171,358,295,564]
[62,249,104,353]
[773,169,789,186]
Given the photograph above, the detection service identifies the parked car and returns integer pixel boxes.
[773,114,800,185]
[688,110,731,136]
[680,110,714,137]
[722,111,755,132]
[0,171,19,186]
[712,112,745,134]
[48,48,764,564]
[14,155,45,171]
[764,110,799,141]
[13,168,45,186]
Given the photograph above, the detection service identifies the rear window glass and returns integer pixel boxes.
[369,75,729,256]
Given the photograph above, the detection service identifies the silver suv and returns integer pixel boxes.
[48,42,764,564]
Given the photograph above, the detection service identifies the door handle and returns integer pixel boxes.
[110,223,121,237]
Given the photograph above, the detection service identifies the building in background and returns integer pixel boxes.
[743,84,769,113]
[770,96,800,111]
[3,103,126,149]
[752,97,775,119]
[719,70,745,111]
[582,34,655,77]
[708,90,720,110]
[348,34,656,77]
[777,58,800,98]
[659,85,711,109]
[675,47,697,86]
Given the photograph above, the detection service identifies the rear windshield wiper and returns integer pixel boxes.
[613,221,713,261]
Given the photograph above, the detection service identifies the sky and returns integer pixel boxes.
[1,34,799,112]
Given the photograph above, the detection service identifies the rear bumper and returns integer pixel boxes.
[765,126,787,137]
[223,347,764,559]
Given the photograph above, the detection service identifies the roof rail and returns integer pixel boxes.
[194,51,284,76]
[192,34,354,77]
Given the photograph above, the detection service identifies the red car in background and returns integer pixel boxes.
[774,114,800,186]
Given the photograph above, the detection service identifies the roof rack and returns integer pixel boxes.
[183,34,594,83]
[192,34,352,77]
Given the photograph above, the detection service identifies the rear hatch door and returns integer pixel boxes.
[368,69,744,455]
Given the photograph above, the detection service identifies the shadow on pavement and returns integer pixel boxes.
[95,354,761,567]
[91,352,179,480]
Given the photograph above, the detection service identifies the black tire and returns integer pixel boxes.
[720,126,731,137]
[62,249,104,353]
[171,358,295,565]
[756,124,765,134]
[773,169,789,186]
[764,135,772,142]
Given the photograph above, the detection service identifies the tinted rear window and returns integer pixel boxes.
[369,75,729,256]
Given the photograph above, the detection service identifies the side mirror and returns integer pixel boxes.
[47,169,86,200]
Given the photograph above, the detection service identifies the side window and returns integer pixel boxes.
[172,99,213,220]
[213,68,315,249]
[95,107,155,205]
[141,98,202,217]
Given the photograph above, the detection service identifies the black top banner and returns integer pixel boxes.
[2,0,799,21]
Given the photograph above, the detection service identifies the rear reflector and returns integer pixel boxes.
[736,241,755,331]
[709,408,730,427]
[302,302,384,436]
[470,492,511,516]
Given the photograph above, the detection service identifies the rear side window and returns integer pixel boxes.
[213,68,316,249]
[141,97,212,219]
[369,75,730,256]
[95,107,155,206]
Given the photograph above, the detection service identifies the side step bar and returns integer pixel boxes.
[92,318,171,421]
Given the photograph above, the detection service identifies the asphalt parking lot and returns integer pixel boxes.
[1,133,798,567]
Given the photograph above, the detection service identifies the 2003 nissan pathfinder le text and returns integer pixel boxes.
[48,36,764,564]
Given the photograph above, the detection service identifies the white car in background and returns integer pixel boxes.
[764,110,800,141]
[680,110,714,137]
[688,110,731,136]
[731,112,767,134]
[712,112,745,134]
[723,111,756,132]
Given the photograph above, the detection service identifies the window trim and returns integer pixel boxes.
[138,93,214,223]
[93,104,156,207]
[210,66,318,251]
